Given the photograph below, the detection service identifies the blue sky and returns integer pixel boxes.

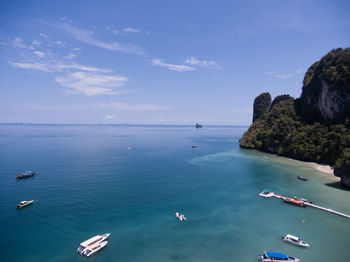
[0,0,349,125]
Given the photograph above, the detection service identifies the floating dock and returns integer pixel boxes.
[259,190,350,220]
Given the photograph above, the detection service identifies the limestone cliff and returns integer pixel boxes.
[240,48,350,187]
[299,48,350,123]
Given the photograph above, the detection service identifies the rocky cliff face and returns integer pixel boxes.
[300,48,350,123]
[240,48,350,187]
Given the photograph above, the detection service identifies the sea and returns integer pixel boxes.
[0,124,349,262]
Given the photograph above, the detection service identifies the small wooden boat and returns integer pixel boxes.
[297,175,308,181]
[17,200,34,209]
[15,171,36,179]
[284,197,306,207]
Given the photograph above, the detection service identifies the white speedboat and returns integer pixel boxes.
[258,252,300,262]
[175,212,186,221]
[77,233,110,254]
[16,200,34,209]
[282,234,310,247]
[83,240,108,257]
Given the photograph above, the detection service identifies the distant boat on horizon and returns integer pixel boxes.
[195,123,203,128]
[15,171,37,179]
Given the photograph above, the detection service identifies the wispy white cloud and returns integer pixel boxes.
[296,67,306,74]
[274,74,292,79]
[13,37,27,48]
[64,53,77,59]
[55,62,111,72]
[56,21,144,55]
[123,27,141,33]
[151,58,195,72]
[264,71,292,79]
[93,102,174,111]
[18,102,173,112]
[9,62,52,72]
[184,57,220,69]
[33,51,45,57]
[55,71,128,96]
[32,40,40,45]
[12,37,35,50]
[105,114,116,119]
[40,33,48,39]
[9,60,111,73]
[9,36,128,96]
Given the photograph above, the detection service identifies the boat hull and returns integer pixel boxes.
[83,241,108,257]
[298,176,308,181]
[258,252,300,262]
[15,171,36,179]
[259,259,300,262]
[284,198,306,207]
[77,233,110,254]
[282,235,310,248]
[16,200,34,208]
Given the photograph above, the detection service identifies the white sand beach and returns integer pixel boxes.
[311,163,334,175]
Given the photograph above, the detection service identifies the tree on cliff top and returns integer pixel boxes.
[253,92,271,122]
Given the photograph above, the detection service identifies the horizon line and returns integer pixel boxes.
[0,122,250,128]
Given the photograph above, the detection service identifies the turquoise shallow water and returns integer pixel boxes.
[0,124,349,262]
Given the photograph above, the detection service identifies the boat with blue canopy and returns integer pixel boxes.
[15,171,37,179]
[258,251,300,261]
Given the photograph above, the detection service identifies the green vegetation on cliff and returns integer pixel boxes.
[240,48,350,187]
[253,92,271,122]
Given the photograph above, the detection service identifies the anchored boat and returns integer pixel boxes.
[293,196,312,204]
[82,241,108,257]
[16,200,34,209]
[15,171,36,179]
[175,211,186,221]
[297,175,308,181]
[77,233,110,254]
[284,197,306,207]
[258,252,300,262]
[282,234,310,247]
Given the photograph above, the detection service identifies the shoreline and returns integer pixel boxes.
[243,148,336,177]
[310,162,334,175]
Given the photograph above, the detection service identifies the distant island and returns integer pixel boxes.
[240,48,350,187]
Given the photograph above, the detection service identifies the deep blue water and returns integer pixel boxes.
[0,125,349,261]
